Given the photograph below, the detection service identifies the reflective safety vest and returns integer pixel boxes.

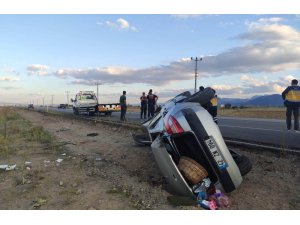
[282,85,300,107]
[285,88,300,102]
[210,96,218,107]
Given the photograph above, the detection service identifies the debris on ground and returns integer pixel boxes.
[56,127,71,132]
[0,164,17,171]
[56,158,63,163]
[32,198,47,209]
[87,133,99,137]
[194,177,230,210]
[24,161,32,166]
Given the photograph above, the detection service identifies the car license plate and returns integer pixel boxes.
[205,138,227,170]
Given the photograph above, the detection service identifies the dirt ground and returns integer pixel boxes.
[0,108,299,210]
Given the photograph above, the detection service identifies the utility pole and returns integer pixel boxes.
[191,57,203,93]
[66,91,70,106]
[96,83,100,104]
[51,95,54,107]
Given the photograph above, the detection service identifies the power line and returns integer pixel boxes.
[191,57,203,93]
[96,83,101,104]
[51,95,54,107]
[66,91,70,106]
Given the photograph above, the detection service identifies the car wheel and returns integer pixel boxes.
[230,150,252,176]
[184,87,215,106]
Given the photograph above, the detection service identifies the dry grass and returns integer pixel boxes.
[128,105,286,120]
[218,107,286,119]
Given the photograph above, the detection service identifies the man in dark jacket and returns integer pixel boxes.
[119,90,127,121]
[147,89,158,118]
[140,92,147,119]
[282,79,300,131]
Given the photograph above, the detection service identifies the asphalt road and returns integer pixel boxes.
[38,107,300,150]
[218,117,300,150]
[119,112,300,150]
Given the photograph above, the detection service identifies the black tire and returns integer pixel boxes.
[105,112,112,117]
[175,91,191,98]
[236,155,252,176]
[183,87,215,106]
[230,150,252,176]
[73,108,79,115]
[132,133,151,146]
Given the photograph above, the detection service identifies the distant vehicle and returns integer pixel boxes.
[28,104,34,109]
[58,104,67,109]
[71,91,121,116]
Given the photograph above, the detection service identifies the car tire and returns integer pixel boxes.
[184,87,215,106]
[131,133,152,146]
[230,150,252,176]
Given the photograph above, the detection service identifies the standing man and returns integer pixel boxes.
[119,90,127,122]
[147,89,158,118]
[282,79,300,131]
[208,90,218,124]
[140,92,147,119]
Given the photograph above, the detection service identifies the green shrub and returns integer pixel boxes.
[24,126,53,143]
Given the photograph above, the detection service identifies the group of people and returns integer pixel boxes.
[119,89,158,122]
[140,89,158,119]
[119,79,300,130]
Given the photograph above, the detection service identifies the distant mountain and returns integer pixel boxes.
[219,98,248,106]
[244,94,283,106]
[219,94,284,107]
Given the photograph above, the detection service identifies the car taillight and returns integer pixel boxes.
[165,115,184,134]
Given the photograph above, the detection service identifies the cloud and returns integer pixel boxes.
[0,86,19,90]
[212,75,294,97]
[97,18,138,32]
[257,17,284,24]
[0,76,20,81]
[27,64,50,76]
[170,14,202,19]
[53,59,199,86]
[32,21,300,90]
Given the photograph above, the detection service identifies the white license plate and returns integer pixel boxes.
[205,138,227,170]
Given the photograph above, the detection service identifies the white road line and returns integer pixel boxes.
[219,125,285,132]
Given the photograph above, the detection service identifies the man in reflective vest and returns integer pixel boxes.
[282,79,300,131]
[208,90,218,124]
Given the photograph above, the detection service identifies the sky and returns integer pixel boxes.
[1,14,300,105]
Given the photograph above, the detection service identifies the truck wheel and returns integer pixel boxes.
[73,108,79,115]
[105,112,112,117]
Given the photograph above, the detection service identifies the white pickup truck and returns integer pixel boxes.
[71,91,98,116]
[71,91,121,116]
